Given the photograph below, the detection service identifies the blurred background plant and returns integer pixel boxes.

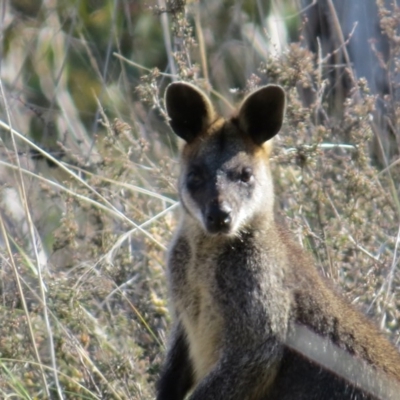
[0,0,399,398]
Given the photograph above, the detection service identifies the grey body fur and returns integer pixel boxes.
[156,82,400,400]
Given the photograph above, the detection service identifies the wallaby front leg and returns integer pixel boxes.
[157,323,194,400]
[188,341,282,400]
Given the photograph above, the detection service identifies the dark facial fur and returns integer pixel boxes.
[179,121,273,235]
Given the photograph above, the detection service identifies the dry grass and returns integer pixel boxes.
[0,0,399,398]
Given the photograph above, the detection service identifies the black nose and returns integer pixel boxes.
[205,202,232,233]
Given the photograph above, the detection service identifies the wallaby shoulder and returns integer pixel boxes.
[274,221,400,397]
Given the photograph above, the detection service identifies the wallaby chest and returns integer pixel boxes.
[168,229,291,383]
[168,234,226,381]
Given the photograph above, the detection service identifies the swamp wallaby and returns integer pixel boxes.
[156,82,400,400]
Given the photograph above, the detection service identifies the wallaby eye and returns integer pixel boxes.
[187,169,204,187]
[240,167,253,183]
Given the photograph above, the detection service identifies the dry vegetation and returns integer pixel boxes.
[0,0,399,398]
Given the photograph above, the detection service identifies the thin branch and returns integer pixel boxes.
[0,77,55,397]
[0,118,167,250]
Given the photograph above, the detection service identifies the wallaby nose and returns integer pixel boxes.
[206,202,232,233]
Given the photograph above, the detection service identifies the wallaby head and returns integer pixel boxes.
[165,82,286,236]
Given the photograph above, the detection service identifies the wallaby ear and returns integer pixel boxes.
[164,82,216,143]
[238,85,286,145]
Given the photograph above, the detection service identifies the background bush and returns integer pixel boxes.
[0,0,399,398]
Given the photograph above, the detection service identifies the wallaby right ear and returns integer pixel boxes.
[165,82,216,143]
[238,85,286,145]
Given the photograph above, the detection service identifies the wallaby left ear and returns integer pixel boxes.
[164,82,216,143]
[238,85,286,145]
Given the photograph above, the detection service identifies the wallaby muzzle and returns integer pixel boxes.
[204,200,232,234]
